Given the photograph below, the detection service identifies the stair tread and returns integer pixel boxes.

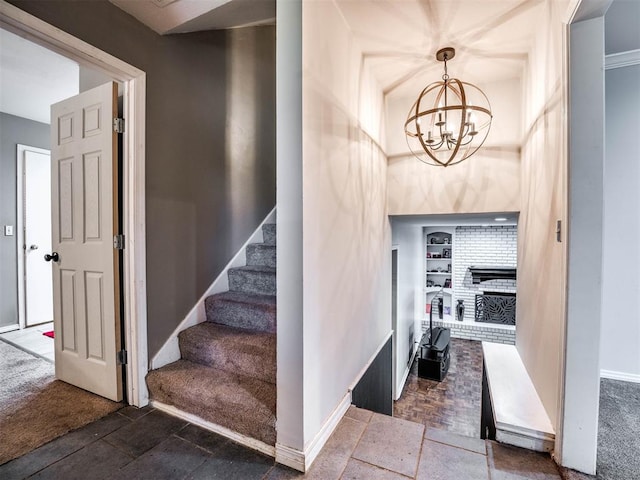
[205,292,276,333]
[207,290,276,306]
[183,322,276,345]
[248,243,275,250]
[229,265,275,274]
[147,360,276,446]
[179,323,275,383]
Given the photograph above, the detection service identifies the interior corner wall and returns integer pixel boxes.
[0,112,50,328]
[302,0,391,445]
[276,0,304,453]
[386,78,522,215]
[391,221,423,398]
[600,63,640,380]
[8,1,277,359]
[515,0,567,432]
[561,14,605,475]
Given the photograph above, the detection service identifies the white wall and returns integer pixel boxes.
[276,0,304,454]
[562,13,606,475]
[386,78,522,215]
[516,0,568,435]
[391,221,423,398]
[601,63,640,381]
[301,0,391,454]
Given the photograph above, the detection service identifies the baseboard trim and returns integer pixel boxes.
[600,369,640,384]
[151,208,276,370]
[304,391,351,470]
[0,324,19,334]
[275,391,351,473]
[395,347,418,401]
[496,428,554,453]
[275,443,305,472]
[150,400,276,458]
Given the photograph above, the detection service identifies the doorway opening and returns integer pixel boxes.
[0,2,147,408]
[391,212,518,439]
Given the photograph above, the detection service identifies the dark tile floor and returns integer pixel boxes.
[1,404,565,479]
[394,337,484,438]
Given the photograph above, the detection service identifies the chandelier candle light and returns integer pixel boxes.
[405,47,492,167]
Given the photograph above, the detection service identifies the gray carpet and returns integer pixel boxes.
[147,223,277,445]
[597,378,640,479]
[0,339,55,407]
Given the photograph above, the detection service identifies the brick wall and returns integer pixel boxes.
[420,225,518,345]
[422,319,516,344]
[454,225,517,323]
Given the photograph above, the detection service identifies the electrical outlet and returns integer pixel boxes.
[4,225,13,236]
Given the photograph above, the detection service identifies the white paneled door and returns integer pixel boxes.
[21,147,54,327]
[50,82,122,401]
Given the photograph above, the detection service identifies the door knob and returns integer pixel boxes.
[29,244,39,250]
[44,252,59,262]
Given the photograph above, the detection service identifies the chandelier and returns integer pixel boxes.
[404,47,492,167]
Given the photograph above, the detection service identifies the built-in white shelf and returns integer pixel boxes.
[426,272,451,276]
[425,287,453,294]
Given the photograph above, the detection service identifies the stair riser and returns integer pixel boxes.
[146,362,276,446]
[229,270,276,296]
[246,244,276,268]
[205,297,276,333]
[179,333,275,384]
[262,224,276,246]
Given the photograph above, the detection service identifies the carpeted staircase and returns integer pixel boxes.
[146,223,277,446]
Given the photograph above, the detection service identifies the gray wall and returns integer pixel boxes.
[9,1,276,358]
[605,0,640,55]
[601,64,640,378]
[0,113,50,328]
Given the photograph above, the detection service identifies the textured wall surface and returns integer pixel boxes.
[0,113,50,328]
[9,1,276,359]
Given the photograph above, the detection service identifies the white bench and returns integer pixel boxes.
[481,342,555,452]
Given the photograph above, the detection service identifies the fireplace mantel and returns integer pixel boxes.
[468,266,517,284]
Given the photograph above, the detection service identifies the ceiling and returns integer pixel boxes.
[392,212,519,227]
[335,0,550,100]
[8,0,627,124]
[110,0,275,34]
[0,28,79,124]
[108,0,640,101]
[109,0,548,100]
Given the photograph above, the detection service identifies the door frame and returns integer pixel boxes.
[0,1,149,406]
[390,245,399,400]
[16,144,52,331]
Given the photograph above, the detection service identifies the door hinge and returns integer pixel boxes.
[117,349,128,365]
[556,220,562,243]
[113,234,125,250]
[113,117,125,133]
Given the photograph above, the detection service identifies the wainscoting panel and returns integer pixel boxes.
[351,336,393,415]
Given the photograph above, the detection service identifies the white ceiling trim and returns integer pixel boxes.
[605,49,640,69]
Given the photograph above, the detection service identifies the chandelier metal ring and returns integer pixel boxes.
[405,47,493,167]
